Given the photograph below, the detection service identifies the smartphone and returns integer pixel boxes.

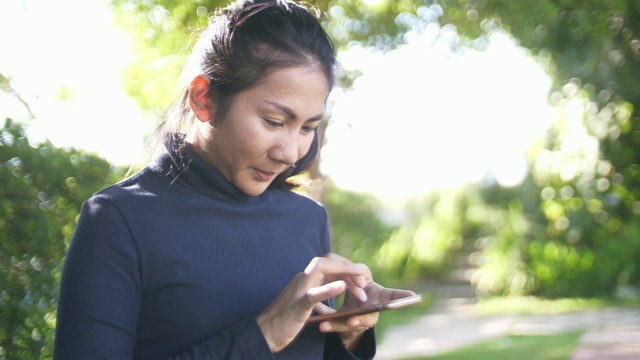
[305,294,423,324]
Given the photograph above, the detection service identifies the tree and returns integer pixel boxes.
[0,118,125,358]
[439,0,640,296]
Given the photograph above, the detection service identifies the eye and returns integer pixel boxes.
[301,125,318,134]
[263,118,283,128]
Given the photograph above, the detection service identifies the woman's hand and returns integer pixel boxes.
[318,280,417,351]
[256,253,369,353]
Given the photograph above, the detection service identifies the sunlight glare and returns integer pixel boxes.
[362,0,384,7]
[321,30,554,202]
[0,0,150,166]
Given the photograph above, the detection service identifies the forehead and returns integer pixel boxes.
[243,66,330,114]
[261,65,329,91]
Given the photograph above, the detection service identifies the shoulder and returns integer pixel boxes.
[88,163,168,208]
[268,189,329,227]
[274,188,325,209]
[291,189,323,205]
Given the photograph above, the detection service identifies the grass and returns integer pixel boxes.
[399,331,584,360]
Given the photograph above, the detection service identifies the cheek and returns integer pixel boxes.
[235,124,270,156]
[299,135,316,156]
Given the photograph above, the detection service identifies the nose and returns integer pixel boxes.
[270,133,299,167]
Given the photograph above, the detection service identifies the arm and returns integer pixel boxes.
[53,196,274,360]
[54,197,141,358]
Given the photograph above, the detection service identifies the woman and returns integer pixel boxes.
[54,0,415,358]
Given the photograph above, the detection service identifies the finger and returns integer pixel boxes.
[312,301,335,315]
[306,280,346,304]
[349,286,367,302]
[324,253,370,273]
[324,253,372,277]
[321,254,370,301]
[346,273,368,289]
[358,283,417,303]
[390,289,417,300]
[318,312,378,333]
[345,312,378,328]
[341,276,368,302]
[304,256,368,284]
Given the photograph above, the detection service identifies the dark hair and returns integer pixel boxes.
[153,0,336,190]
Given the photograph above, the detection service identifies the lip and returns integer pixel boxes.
[253,168,277,182]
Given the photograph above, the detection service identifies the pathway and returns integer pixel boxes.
[375,298,640,359]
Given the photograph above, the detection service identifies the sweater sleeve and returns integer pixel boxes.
[53,196,274,360]
[323,329,376,360]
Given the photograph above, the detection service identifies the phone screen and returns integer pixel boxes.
[305,294,422,324]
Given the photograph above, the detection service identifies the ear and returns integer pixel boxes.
[188,74,212,123]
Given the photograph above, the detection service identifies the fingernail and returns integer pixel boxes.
[354,263,368,272]
[359,288,368,302]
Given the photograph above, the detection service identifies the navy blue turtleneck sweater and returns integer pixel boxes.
[54,143,375,359]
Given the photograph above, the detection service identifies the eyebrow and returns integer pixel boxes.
[264,100,324,123]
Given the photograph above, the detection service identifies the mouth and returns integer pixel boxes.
[253,168,277,182]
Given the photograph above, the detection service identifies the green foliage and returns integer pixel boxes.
[323,185,397,282]
[318,0,424,50]
[421,0,640,299]
[109,0,226,112]
[523,88,640,297]
[440,0,640,94]
[471,200,534,297]
[323,185,492,286]
[457,88,640,298]
[375,190,470,284]
[0,119,125,359]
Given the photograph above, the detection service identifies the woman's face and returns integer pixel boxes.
[193,66,329,196]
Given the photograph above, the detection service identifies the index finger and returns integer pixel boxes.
[318,254,372,301]
[304,256,368,280]
[304,256,369,301]
[323,253,371,288]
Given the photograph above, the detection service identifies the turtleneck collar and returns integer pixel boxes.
[160,133,267,203]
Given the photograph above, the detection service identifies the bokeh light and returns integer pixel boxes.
[322,27,554,202]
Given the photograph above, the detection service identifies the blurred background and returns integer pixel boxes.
[2,0,640,358]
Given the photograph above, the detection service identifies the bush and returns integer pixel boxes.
[0,119,125,359]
